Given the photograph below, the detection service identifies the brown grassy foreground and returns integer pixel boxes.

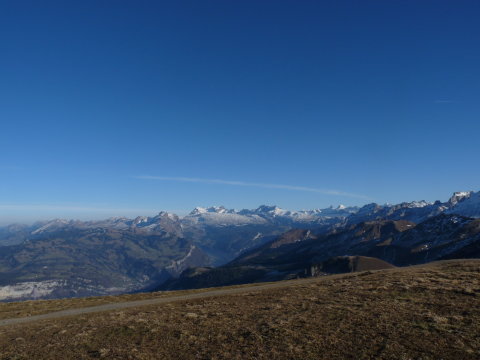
[0,260,479,359]
[0,283,267,321]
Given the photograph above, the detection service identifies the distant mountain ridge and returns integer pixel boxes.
[0,190,479,301]
[2,191,478,242]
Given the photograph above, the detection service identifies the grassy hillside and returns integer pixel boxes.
[0,260,479,359]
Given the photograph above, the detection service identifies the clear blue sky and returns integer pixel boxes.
[1,1,479,223]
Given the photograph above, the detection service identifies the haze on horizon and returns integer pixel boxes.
[1,1,479,224]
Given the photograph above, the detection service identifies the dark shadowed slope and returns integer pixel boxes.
[159,214,480,291]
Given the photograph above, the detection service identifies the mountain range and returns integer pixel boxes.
[0,191,479,301]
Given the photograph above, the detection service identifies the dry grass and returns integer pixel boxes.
[0,260,479,360]
[0,282,273,321]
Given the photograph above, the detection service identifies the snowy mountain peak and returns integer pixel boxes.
[189,207,208,215]
[447,191,480,218]
[133,216,149,225]
[448,191,474,206]
[30,219,71,235]
[156,211,180,221]
[254,205,287,216]
[189,206,233,216]
[405,200,431,208]
[208,206,232,214]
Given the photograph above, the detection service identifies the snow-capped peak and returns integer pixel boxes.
[189,206,232,216]
[447,191,480,218]
[31,219,70,235]
[448,191,474,206]
[155,211,180,221]
[189,207,208,215]
[405,200,431,208]
[133,216,149,225]
[254,205,287,216]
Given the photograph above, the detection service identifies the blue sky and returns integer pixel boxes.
[1,1,479,223]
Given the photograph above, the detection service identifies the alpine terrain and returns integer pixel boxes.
[0,191,479,300]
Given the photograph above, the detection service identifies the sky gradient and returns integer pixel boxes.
[1,1,479,223]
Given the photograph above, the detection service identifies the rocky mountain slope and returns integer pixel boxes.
[159,212,480,290]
